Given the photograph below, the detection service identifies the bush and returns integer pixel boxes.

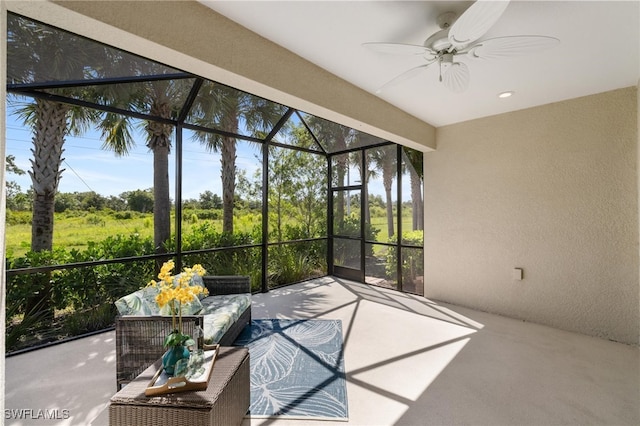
[196,209,222,221]
[85,215,105,226]
[4,222,327,350]
[385,230,424,280]
[333,215,380,264]
[64,303,116,336]
[5,233,157,352]
[111,210,141,220]
[5,210,31,226]
[268,242,325,287]
[179,223,261,277]
[61,209,86,219]
[6,234,156,317]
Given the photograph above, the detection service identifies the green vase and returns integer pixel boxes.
[162,345,190,376]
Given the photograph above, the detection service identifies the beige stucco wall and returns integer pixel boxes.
[425,87,639,345]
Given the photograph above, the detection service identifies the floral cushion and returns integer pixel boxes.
[191,275,210,301]
[172,273,208,299]
[158,296,203,316]
[200,294,251,344]
[115,289,250,344]
[114,286,161,315]
[200,294,250,314]
[115,287,205,316]
[115,274,208,316]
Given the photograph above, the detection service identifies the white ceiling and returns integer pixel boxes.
[201,1,639,128]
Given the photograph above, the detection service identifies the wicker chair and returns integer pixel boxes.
[115,275,251,390]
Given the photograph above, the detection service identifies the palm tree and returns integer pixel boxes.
[189,82,286,234]
[381,150,397,238]
[99,94,176,253]
[8,14,101,253]
[353,132,386,226]
[369,145,397,238]
[304,116,352,232]
[8,14,103,320]
[137,83,182,252]
[402,148,424,231]
[8,14,187,319]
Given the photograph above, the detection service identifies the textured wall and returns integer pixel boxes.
[425,87,639,345]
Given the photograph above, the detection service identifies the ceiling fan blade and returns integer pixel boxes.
[442,62,470,93]
[376,63,433,94]
[362,42,431,56]
[464,36,560,59]
[448,0,510,49]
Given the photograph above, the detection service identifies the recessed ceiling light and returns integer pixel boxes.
[498,91,514,98]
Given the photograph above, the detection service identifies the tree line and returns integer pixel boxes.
[5,176,225,216]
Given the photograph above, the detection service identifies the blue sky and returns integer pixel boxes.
[5,109,261,201]
[5,107,409,204]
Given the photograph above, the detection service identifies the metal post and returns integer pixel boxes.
[327,155,334,275]
[175,125,183,271]
[261,141,269,293]
[396,145,403,292]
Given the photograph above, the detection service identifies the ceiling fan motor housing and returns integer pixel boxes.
[424,28,452,52]
[424,12,458,52]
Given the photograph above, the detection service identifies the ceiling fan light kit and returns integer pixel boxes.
[364,0,559,94]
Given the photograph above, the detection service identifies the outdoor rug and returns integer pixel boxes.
[233,319,348,420]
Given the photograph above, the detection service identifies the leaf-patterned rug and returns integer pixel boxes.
[234,319,348,420]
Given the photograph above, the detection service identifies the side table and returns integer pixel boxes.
[109,346,249,426]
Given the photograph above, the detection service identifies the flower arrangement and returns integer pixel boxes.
[148,260,208,348]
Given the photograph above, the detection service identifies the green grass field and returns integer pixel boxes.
[5,209,417,258]
[6,212,205,257]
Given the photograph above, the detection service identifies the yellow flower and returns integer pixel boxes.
[155,287,177,309]
[192,264,206,276]
[178,274,191,288]
[155,293,165,308]
[157,260,175,283]
[147,261,208,333]
[173,287,185,305]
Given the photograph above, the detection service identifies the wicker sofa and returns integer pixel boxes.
[114,275,251,390]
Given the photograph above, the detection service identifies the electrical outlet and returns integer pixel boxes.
[513,268,523,280]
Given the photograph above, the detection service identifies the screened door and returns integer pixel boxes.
[329,145,425,296]
[330,153,364,281]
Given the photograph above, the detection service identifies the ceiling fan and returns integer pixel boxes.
[363,0,559,93]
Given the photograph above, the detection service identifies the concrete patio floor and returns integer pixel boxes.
[5,276,639,425]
